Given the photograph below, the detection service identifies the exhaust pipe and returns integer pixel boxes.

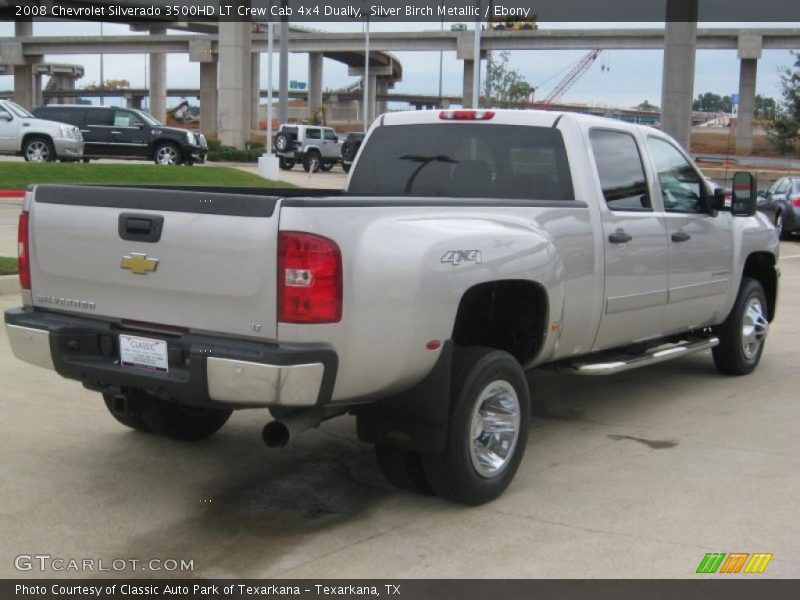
[262,408,344,448]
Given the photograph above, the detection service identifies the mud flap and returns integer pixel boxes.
[355,341,452,454]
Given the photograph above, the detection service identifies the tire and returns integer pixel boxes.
[153,142,182,165]
[141,399,232,441]
[303,151,321,173]
[375,445,435,495]
[279,157,295,170]
[103,392,152,433]
[274,132,291,153]
[775,211,791,241]
[320,161,334,172]
[23,136,56,162]
[712,278,770,376]
[422,347,530,505]
[82,159,91,164]
[342,163,351,174]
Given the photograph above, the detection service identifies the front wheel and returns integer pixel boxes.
[23,136,56,162]
[775,211,791,241]
[342,163,351,174]
[153,142,182,165]
[713,278,769,375]
[422,347,530,505]
[320,161,334,172]
[302,151,321,173]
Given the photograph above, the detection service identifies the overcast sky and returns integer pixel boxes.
[1,21,797,109]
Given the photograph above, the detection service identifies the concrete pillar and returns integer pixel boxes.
[735,35,762,155]
[308,52,323,122]
[462,60,474,108]
[218,21,252,148]
[366,74,377,126]
[251,52,260,131]
[376,80,389,116]
[200,60,218,137]
[149,27,167,123]
[660,3,698,151]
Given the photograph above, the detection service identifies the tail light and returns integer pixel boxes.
[278,231,342,323]
[18,211,30,290]
[791,195,800,209]
[439,110,495,121]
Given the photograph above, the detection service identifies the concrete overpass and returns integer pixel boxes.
[4,25,799,150]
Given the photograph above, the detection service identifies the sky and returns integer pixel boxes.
[0,20,797,110]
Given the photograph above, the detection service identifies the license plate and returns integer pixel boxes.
[119,334,168,372]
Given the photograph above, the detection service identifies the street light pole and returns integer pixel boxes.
[472,22,481,109]
[363,17,370,133]
[99,22,104,106]
[266,21,273,156]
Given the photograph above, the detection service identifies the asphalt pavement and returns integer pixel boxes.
[1,235,799,578]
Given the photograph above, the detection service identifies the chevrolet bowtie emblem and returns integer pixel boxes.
[121,253,159,275]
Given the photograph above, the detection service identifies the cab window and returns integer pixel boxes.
[323,130,337,141]
[647,137,704,213]
[306,129,321,140]
[112,111,140,128]
[589,129,650,211]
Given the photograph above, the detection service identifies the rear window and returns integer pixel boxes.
[35,108,83,126]
[348,123,574,201]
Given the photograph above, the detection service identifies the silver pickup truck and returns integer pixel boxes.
[4,109,779,504]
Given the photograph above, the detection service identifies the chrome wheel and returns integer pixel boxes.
[25,141,50,162]
[469,380,521,478]
[155,145,179,165]
[741,297,768,360]
[775,213,783,233]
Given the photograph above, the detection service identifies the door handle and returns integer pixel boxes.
[608,230,633,244]
[671,232,691,243]
[111,130,122,135]
[118,213,164,243]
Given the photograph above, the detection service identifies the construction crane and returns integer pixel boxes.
[538,49,603,107]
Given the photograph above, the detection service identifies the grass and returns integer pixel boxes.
[0,163,289,189]
[0,256,17,276]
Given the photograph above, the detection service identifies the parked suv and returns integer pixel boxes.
[340,132,364,174]
[0,99,83,162]
[32,105,207,165]
[274,124,341,172]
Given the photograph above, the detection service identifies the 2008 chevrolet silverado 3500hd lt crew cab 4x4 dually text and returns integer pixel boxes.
[5,110,779,504]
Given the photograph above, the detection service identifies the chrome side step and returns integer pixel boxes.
[560,335,719,376]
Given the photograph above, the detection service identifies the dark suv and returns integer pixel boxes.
[32,105,207,165]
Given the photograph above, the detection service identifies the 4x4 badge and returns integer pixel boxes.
[121,253,159,275]
[441,250,482,266]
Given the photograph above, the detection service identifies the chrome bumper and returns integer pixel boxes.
[206,357,324,407]
[5,323,325,407]
[53,139,84,157]
[5,324,55,370]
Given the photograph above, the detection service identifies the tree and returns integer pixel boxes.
[755,94,778,119]
[636,100,658,111]
[767,51,800,154]
[483,52,534,107]
[85,79,131,91]
[692,92,733,113]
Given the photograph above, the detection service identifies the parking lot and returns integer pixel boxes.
[0,197,798,578]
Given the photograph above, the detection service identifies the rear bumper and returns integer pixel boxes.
[4,308,337,409]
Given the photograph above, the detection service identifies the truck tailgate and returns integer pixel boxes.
[27,185,280,339]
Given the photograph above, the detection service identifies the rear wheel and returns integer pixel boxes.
[375,445,434,495]
[342,163,351,174]
[153,142,182,165]
[422,347,530,505]
[279,157,295,170]
[775,211,791,240]
[713,278,769,375]
[320,161,334,172]
[23,136,56,162]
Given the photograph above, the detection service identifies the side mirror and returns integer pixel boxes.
[731,171,758,217]
[711,187,726,211]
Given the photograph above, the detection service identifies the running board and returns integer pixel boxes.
[560,335,719,376]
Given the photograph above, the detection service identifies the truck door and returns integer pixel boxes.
[0,105,18,152]
[83,108,114,156]
[645,136,733,332]
[589,129,670,351]
[109,109,149,157]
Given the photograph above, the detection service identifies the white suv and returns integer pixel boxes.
[0,100,83,162]
[273,124,342,172]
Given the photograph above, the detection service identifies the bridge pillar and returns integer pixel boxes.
[218,21,252,148]
[251,52,261,131]
[12,22,38,109]
[735,35,762,155]
[367,74,377,126]
[376,79,389,116]
[53,75,76,104]
[200,60,218,137]
[149,27,167,122]
[308,52,323,122]
[660,2,698,150]
[462,60,475,108]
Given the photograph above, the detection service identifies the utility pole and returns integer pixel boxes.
[279,14,289,125]
[363,17,370,132]
[472,22,481,108]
